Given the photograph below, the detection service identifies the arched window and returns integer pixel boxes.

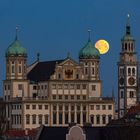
[90,115,94,124]
[125,43,127,51]
[128,68,131,75]
[132,68,135,75]
[102,115,106,124]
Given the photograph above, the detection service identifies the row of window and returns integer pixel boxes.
[9,65,26,74]
[122,42,134,52]
[53,105,87,111]
[52,95,87,100]
[90,105,112,110]
[5,84,23,90]
[52,84,87,89]
[26,114,49,125]
[26,104,48,110]
[12,104,21,110]
[11,115,21,125]
[90,115,112,124]
[119,67,136,75]
[52,112,112,125]
[33,85,47,90]
[120,91,135,98]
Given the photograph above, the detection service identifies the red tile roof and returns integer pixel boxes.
[5,129,37,139]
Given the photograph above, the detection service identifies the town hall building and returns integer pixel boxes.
[3,29,115,130]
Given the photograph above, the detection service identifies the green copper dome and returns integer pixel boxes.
[79,40,100,59]
[6,38,27,57]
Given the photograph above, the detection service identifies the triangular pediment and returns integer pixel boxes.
[58,58,79,67]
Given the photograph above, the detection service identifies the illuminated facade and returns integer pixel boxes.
[118,16,139,118]
[4,31,114,129]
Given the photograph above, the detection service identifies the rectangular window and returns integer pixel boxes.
[77,95,80,100]
[58,84,62,89]
[77,105,80,111]
[77,113,80,124]
[92,85,96,91]
[26,105,30,109]
[45,105,48,109]
[18,66,22,73]
[64,84,68,89]
[71,95,74,100]
[71,113,74,123]
[102,116,106,124]
[65,95,68,100]
[53,105,57,111]
[58,95,62,100]
[96,105,100,110]
[32,115,36,124]
[52,95,56,100]
[96,115,100,124]
[65,105,69,111]
[65,113,69,124]
[18,84,23,90]
[83,105,86,111]
[44,115,48,124]
[59,105,63,111]
[82,84,86,89]
[33,86,37,90]
[26,115,30,124]
[83,113,86,123]
[108,115,112,123]
[71,105,74,111]
[39,115,42,125]
[83,95,86,100]
[12,65,15,73]
[53,112,57,124]
[70,84,74,89]
[90,105,94,110]
[32,105,36,109]
[90,115,94,124]
[77,84,80,89]
[108,105,112,110]
[102,105,106,110]
[52,84,56,89]
[59,113,63,124]
[38,105,42,109]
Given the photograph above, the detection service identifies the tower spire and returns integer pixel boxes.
[88,29,91,42]
[15,26,19,41]
[126,14,131,35]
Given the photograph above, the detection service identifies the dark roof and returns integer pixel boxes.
[36,125,140,140]
[27,60,63,82]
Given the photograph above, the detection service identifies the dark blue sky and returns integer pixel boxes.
[0,0,140,98]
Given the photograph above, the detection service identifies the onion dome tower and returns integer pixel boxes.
[79,30,100,81]
[5,27,27,80]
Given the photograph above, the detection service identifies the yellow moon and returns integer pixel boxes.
[95,40,109,54]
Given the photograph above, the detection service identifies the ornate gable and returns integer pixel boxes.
[50,58,83,80]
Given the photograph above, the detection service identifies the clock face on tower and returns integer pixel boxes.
[128,77,135,85]
[119,77,124,85]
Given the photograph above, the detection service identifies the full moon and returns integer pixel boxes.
[95,40,109,54]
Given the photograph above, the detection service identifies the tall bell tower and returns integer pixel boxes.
[118,15,139,118]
